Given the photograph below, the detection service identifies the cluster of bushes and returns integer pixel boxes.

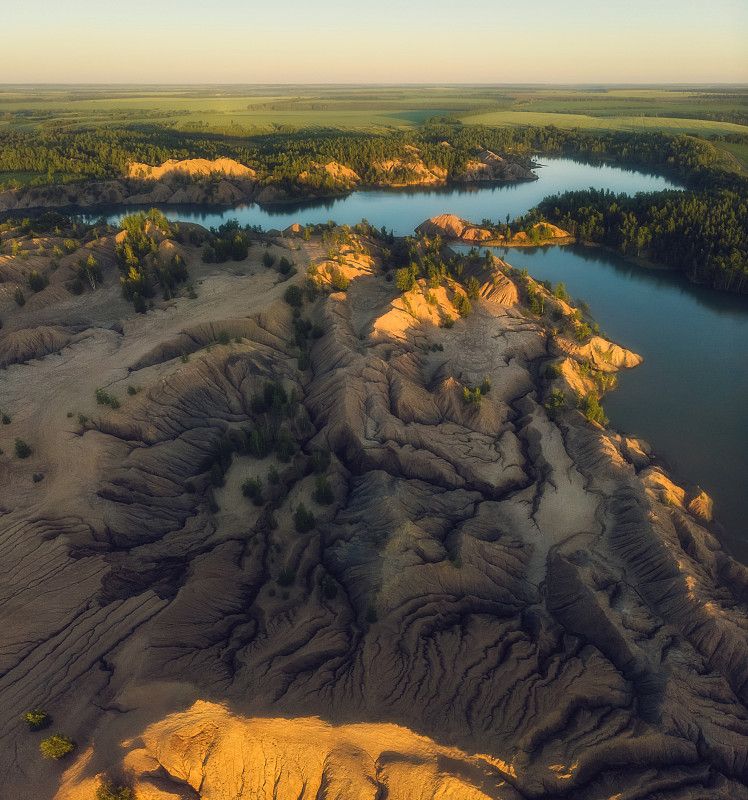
[577,391,609,425]
[200,219,257,263]
[94,387,120,409]
[462,377,490,407]
[115,210,188,310]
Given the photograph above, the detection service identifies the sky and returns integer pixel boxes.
[1,0,746,84]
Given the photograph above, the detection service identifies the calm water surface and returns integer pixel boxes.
[100,157,679,236]
[96,158,747,556]
[473,245,748,559]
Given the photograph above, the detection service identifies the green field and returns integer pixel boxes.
[711,140,748,174]
[457,110,748,137]
[1,85,745,136]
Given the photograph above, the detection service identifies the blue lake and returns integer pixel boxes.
[95,157,747,557]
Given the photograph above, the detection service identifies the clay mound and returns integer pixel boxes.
[127,158,255,181]
[298,161,361,189]
[54,702,514,800]
[416,214,492,241]
[0,325,70,366]
[552,335,642,372]
[459,150,537,183]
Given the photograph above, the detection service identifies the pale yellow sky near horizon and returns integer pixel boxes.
[1,0,746,83]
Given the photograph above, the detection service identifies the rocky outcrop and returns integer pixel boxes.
[459,149,537,183]
[127,158,256,180]
[416,213,493,241]
[0,227,747,800]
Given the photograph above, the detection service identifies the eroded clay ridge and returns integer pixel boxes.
[0,149,537,212]
[1,220,747,800]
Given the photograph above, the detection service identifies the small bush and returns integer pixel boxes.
[274,429,295,462]
[440,314,455,329]
[293,502,315,533]
[14,438,31,458]
[23,709,49,731]
[13,287,25,307]
[330,269,350,291]
[262,251,275,268]
[545,362,563,379]
[577,391,608,426]
[267,465,280,484]
[309,450,331,475]
[32,473,44,483]
[40,733,75,759]
[96,779,135,800]
[312,474,334,505]
[28,270,48,293]
[94,388,119,408]
[284,284,304,308]
[217,329,231,345]
[278,256,293,275]
[241,476,263,505]
[1,413,10,425]
[544,389,566,418]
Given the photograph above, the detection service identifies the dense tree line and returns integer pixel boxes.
[0,123,725,190]
[514,179,748,292]
[0,122,745,292]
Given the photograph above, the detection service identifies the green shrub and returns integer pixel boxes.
[217,330,231,345]
[577,391,608,426]
[1,412,10,424]
[293,503,315,533]
[330,269,350,291]
[241,476,263,505]
[275,429,295,462]
[309,450,331,475]
[13,287,25,307]
[94,388,119,408]
[28,270,48,293]
[262,251,275,268]
[313,474,334,505]
[96,779,135,800]
[23,709,49,731]
[441,314,455,329]
[40,733,75,759]
[545,389,566,418]
[278,256,293,275]
[545,362,563,379]
[267,465,280,485]
[14,438,31,458]
[32,473,44,483]
[479,376,491,395]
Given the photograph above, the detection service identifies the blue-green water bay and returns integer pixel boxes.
[125,157,680,236]
[103,158,746,555]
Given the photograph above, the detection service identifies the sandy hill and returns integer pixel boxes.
[127,157,256,180]
[0,223,746,799]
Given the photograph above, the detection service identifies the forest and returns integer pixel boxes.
[513,181,748,292]
[0,121,745,292]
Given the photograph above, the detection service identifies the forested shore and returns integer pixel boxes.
[0,123,746,292]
